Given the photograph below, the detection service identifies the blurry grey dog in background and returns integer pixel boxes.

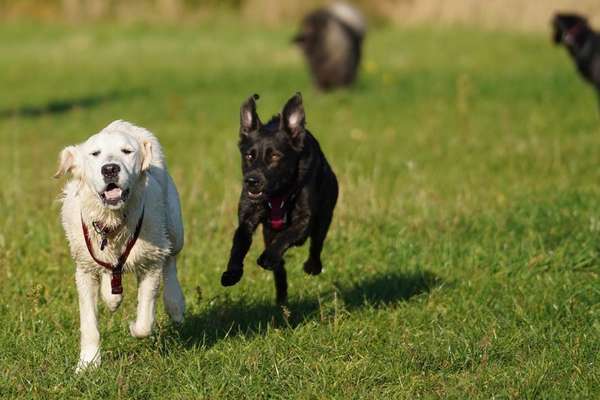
[293,2,366,91]
[553,13,600,98]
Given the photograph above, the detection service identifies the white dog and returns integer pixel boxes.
[55,120,185,372]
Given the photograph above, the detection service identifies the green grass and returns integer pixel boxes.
[1,20,600,399]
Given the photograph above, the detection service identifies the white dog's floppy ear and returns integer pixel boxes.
[54,146,78,178]
[141,140,153,171]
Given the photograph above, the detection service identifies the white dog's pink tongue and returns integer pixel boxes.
[104,187,122,201]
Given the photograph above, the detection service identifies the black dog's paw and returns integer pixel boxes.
[257,250,281,271]
[303,258,322,275]
[221,269,243,286]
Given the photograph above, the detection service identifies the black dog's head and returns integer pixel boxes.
[238,93,306,201]
[553,13,591,47]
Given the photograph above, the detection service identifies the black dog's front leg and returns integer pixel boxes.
[221,223,255,287]
[257,216,310,271]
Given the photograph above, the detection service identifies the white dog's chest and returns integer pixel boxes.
[62,179,174,275]
[75,228,171,275]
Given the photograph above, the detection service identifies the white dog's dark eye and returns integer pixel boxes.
[122,149,133,155]
[91,151,100,157]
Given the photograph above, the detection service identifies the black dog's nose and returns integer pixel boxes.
[245,176,260,187]
[101,163,120,178]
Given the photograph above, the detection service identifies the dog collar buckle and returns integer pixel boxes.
[92,221,108,251]
[81,207,144,296]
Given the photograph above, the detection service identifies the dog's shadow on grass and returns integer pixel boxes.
[175,269,443,349]
[0,89,146,119]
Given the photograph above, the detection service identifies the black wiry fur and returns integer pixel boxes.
[553,13,600,97]
[221,93,339,304]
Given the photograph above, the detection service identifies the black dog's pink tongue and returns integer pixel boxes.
[268,196,286,231]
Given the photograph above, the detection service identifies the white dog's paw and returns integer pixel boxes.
[164,297,185,323]
[129,321,152,338]
[103,294,123,312]
[76,352,101,373]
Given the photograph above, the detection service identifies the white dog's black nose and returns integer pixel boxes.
[101,163,120,178]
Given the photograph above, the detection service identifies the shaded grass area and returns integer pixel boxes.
[0,22,599,398]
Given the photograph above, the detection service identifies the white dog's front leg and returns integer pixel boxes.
[129,269,161,338]
[163,256,185,323]
[100,272,123,312]
[75,268,101,372]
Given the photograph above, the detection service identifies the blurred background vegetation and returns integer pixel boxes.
[1,0,600,31]
[2,0,600,397]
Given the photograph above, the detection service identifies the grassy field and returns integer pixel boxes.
[0,19,599,399]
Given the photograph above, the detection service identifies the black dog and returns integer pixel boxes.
[221,93,339,304]
[553,13,600,94]
[293,2,366,91]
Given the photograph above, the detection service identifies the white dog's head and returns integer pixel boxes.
[55,121,153,210]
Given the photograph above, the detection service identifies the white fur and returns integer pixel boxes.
[328,2,366,36]
[56,120,185,372]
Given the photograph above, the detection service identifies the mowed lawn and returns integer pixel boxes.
[0,19,599,399]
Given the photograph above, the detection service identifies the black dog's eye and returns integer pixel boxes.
[245,153,255,161]
[122,149,133,155]
[91,150,101,157]
[270,153,282,162]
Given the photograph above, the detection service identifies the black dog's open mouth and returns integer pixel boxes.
[100,183,129,206]
[247,189,263,199]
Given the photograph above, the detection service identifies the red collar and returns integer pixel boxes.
[267,194,289,231]
[265,173,306,231]
[81,207,145,294]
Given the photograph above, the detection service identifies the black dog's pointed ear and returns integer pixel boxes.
[240,94,261,135]
[281,92,305,141]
